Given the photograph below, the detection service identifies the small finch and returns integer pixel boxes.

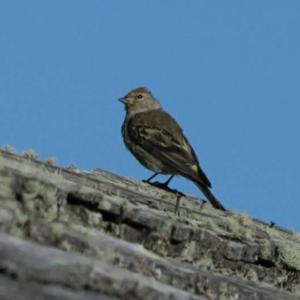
[119,87,226,211]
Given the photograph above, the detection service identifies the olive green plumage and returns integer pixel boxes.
[119,87,225,211]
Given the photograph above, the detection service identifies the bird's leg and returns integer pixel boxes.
[143,173,159,183]
[151,175,185,197]
[146,174,174,189]
[162,175,174,187]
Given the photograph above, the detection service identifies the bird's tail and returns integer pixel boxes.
[194,182,226,211]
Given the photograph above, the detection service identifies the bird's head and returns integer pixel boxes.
[118,87,162,115]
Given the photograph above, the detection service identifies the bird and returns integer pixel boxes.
[118,87,226,211]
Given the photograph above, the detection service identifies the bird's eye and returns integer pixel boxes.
[137,94,143,99]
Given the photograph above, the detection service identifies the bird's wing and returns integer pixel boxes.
[127,110,211,188]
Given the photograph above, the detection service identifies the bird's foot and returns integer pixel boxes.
[148,181,185,196]
[145,181,185,214]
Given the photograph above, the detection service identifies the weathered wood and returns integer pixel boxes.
[0,149,300,299]
[0,234,206,300]
[0,276,117,300]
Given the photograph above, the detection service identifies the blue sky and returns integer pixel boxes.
[0,1,299,230]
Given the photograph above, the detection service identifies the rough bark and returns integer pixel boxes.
[0,149,300,299]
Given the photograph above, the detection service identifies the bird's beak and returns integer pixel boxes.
[118,97,126,104]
